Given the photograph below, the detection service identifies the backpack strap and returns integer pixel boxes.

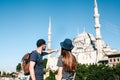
[37,53,41,60]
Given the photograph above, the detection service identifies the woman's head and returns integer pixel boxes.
[60,39,77,72]
[60,38,74,51]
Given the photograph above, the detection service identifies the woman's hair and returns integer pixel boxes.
[61,48,77,72]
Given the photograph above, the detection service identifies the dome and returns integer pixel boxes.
[73,31,96,45]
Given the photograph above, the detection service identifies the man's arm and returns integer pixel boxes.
[46,49,58,54]
[29,61,36,80]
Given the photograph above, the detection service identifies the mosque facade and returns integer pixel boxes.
[72,0,120,66]
[46,0,120,70]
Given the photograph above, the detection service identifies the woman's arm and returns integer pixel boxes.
[56,67,63,80]
[73,72,76,80]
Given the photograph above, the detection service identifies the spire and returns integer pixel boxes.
[48,16,51,50]
[94,0,101,39]
[94,0,99,18]
[94,0,103,62]
[94,0,98,8]
[46,16,52,69]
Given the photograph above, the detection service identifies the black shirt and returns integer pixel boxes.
[29,50,47,80]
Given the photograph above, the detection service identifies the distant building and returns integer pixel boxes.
[72,0,120,66]
[107,51,120,67]
[46,17,59,71]
[46,0,120,70]
[72,31,98,65]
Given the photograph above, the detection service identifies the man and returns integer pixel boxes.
[29,39,57,80]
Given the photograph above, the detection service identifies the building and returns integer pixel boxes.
[46,0,120,70]
[72,0,120,66]
[46,17,59,70]
[72,30,98,65]
[107,51,120,67]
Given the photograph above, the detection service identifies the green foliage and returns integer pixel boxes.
[43,58,48,69]
[0,71,1,76]
[113,63,120,79]
[2,71,6,77]
[16,63,21,72]
[43,63,120,80]
[75,64,88,80]
[75,63,120,80]
[45,70,56,80]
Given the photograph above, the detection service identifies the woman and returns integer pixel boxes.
[56,38,77,80]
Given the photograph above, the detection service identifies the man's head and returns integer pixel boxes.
[36,39,46,50]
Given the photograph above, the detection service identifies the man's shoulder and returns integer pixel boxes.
[31,50,37,53]
[30,50,38,59]
[31,50,38,55]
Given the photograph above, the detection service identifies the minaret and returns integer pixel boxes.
[94,0,103,61]
[47,16,52,58]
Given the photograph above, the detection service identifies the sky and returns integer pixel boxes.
[0,0,120,72]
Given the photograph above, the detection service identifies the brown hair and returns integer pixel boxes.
[61,48,77,72]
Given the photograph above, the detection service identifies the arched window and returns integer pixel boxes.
[114,58,116,62]
[117,58,119,62]
[110,59,112,62]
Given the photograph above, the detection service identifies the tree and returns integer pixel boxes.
[45,70,56,80]
[75,64,88,80]
[75,63,120,80]
[113,63,120,79]
[16,63,21,72]
[2,71,6,77]
[43,58,48,68]
[6,72,10,77]
[0,71,1,76]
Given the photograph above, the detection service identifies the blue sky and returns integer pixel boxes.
[0,0,120,72]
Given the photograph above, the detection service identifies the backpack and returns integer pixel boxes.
[21,53,31,75]
[21,52,41,75]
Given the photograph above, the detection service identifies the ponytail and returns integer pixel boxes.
[61,49,77,72]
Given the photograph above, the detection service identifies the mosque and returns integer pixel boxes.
[46,0,120,70]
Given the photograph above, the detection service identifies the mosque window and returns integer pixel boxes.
[114,58,116,62]
[110,59,112,62]
[117,58,119,62]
